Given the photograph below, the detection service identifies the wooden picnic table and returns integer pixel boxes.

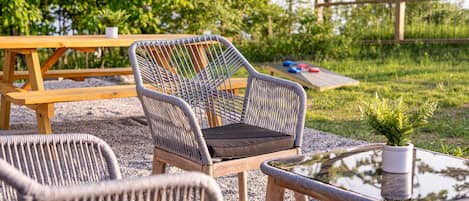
[0,35,246,134]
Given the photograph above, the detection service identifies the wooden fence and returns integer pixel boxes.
[315,0,469,44]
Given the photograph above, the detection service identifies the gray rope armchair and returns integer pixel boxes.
[0,134,223,201]
[129,35,307,201]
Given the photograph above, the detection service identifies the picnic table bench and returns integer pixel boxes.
[0,35,247,134]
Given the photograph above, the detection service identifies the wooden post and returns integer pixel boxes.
[315,0,324,23]
[25,49,53,134]
[268,15,273,38]
[22,47,67,90]
[0,51,17,130]
[394,0,406,43]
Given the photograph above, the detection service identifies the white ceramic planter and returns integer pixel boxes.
[105,27,118,38]
[382,144,414,173]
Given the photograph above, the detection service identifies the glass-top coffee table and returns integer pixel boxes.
[261,144,469,201]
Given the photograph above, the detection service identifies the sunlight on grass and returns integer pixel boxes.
[254,59,469,157]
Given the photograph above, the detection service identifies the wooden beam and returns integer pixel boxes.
[36,104,53,134]
[0,67,134,80]
[72,47,96,52]
[5,85,138,105]
[212,148,300,177]
[0,51,17,130]
[153,147,204,172]
[22,47,67,90]
[394,0,406,42]
[315,0,324,23]
[24,50,45,91]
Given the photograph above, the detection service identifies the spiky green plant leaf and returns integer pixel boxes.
[361,94,437,146]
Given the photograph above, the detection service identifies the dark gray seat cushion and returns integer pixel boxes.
[202,123,295,158]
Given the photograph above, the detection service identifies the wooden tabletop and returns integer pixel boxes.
[0,34,195,49]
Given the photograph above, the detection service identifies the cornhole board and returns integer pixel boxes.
[263,62,359,91]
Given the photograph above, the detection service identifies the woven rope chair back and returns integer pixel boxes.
[0,158,222,201]
[131,35,253,128]
[0,134,121,200]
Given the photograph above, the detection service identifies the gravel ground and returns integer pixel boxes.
[2,79,366,201]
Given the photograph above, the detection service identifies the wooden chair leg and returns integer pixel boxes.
[266,176,285,201]
[238,171,248,201]
[152,149,166,174]
[152,159,166,174]
[294,192,308,201]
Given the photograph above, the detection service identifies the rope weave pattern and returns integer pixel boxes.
[140,95,205,163]
[35,172,222,201]
[0,135,222,201]
[243,77,301,136]
[133,35,246,128]
[0,134,120,201]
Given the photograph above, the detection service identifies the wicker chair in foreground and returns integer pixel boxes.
[129,35,307,201]
[0,134,223,201]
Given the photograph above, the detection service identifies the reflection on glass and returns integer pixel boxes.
[270,145,469,201]
[381,172,412,200]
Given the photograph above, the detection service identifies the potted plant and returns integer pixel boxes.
[360,94,437,173]
[97,8,128,38]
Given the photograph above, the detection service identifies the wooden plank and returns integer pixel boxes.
[24,50,45,91]
[72,47,96,52]
[217,78,247,90]
[264,63,359,91]
[0,83,26,94]
[0,68,134,80]
[0,34,195,49]
[212,148,299,177]
[395,0,406,42]
[23,47,67,90]
[6,85,138,105]
[0,51,17,130]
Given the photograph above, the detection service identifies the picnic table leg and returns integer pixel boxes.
[22,47,67,90]
[24,49,53,134]
[0,51,17,130]
[36,104,54,134]
[265,176,285,201]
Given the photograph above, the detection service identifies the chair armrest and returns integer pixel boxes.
[35,172,223,201]
[244,73,307,147]
[137,87,212,165]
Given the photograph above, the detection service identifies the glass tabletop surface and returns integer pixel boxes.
[269,145,469,201]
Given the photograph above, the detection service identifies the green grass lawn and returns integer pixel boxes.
[256,58,469,157]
